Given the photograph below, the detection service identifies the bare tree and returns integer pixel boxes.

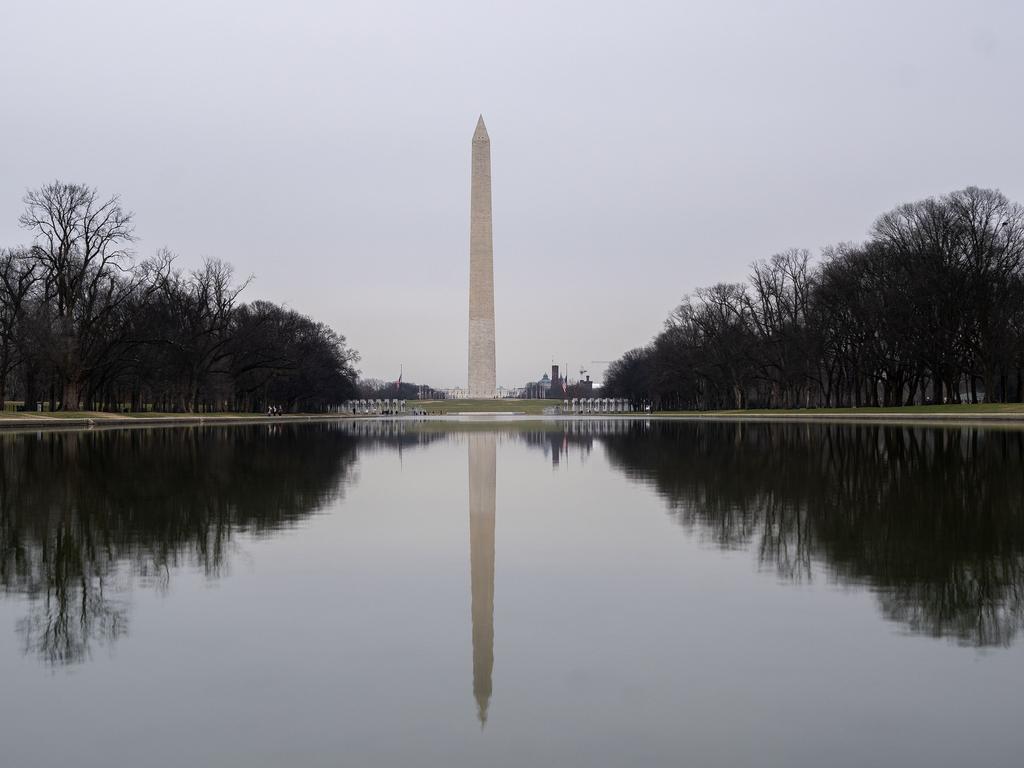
[0,248,39,408]
[19,182,136,409]
[147,256,252,411]
[605,187,1024,410]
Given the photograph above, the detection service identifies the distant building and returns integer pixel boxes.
[569,375,594,398]
[523,373,550,399]
[519,369,596,400]
[418,385,448,400]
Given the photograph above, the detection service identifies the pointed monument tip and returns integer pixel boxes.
[473,115,489,140]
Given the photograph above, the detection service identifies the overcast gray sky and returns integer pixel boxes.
[2,0,1022,388]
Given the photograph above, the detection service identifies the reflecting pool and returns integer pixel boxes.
[1,419,1023,766]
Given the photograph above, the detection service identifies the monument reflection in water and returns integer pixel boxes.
[5,420,1024,665]
[3,420,1024,766]
[467,432,496,725]
[0,421,502,725]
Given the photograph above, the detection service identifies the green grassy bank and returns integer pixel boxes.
[416,399,558,415]
[657,403,1024,417]
[4,401,1024,427]
[0,410,310,420]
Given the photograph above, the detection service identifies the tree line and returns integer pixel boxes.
[0,181,359,413]
[603,186,1024,409]
[357,378,423,400]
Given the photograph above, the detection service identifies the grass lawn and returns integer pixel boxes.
[0,410,342,421]
[5,401,1024,424]
[660,403,1024,416]
[416,399,559,415]
[0,410,110,420]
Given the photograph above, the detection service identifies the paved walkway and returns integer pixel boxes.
[4,409,1024,432]
[661,411,1024,423]
[0,413,359,431]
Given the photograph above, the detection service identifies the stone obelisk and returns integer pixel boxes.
[468,116,496,398]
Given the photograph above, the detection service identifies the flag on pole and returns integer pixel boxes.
[395,366,402,391]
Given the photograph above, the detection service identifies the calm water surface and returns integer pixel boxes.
[1,419,1023,767]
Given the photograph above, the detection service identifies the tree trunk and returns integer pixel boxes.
[904,377,918,406]
[63,379,82,411]
[0,349,8,410]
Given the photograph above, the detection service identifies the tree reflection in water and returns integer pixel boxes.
[4,418,1022,667]
[0,424,360,665]
[599,420,1024,647]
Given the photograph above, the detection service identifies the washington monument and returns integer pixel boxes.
[468,116,496,398]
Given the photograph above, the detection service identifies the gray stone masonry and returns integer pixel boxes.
[468,115,496,398]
